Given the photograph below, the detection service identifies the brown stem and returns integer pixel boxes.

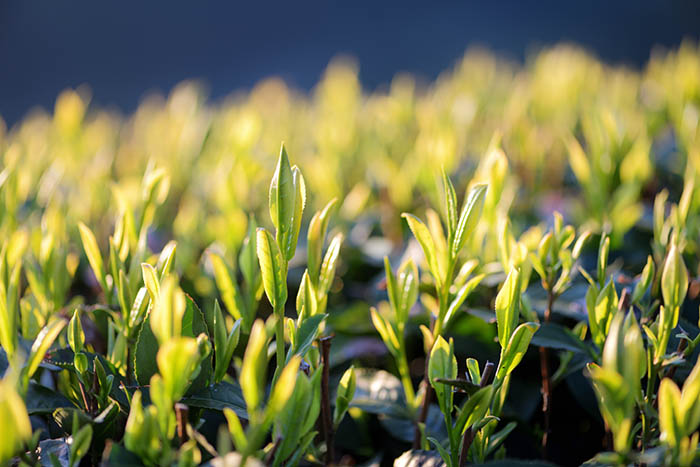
[618,288,631,313]
[78,380,91,414]
[413,357,433,449]
[320,336,334,465]
[459,361,495,467]
[175,403,189,445]
[539,289,555,459]
[265,436,283,465]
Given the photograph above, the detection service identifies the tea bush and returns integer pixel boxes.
[1,42,700,466]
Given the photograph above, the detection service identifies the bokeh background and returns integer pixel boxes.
[2,0,699,125]
[1,4,700,464]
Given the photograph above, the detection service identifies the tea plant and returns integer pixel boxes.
[2,43,700,466]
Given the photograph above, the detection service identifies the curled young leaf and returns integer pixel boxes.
[78,222,108,293]
[452,184,487,259]
[308,199,338,283]
[402,213,441,285]
[631,255,655,305]
[318,233,343,297]
[256,228,287,311]
[661,243,688,312]
[67,309,84,354]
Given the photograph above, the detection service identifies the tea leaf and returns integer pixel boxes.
[452,184,487,258]
[78,222,107,293]
[495,267,520,348]
[240,320,268,412]
[661,243,688,312]
[307,199,338,283]
[209,253,248,325]
[455,385,494,435]
[498,322,539,379]
[269,144,295,239]
[67,309,84,354]
[26,318,67,381]
[256,228,287,310]
[442,168,458,240]
[318,233,343,296]
[402,213,441,285]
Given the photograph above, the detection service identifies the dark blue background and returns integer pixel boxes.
[1,0,699,125]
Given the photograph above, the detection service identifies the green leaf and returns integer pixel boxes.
[26,318,67,382]
[444,273,484,326]
[290,314,325,360]
[183,381,247,420]
[274,370,312,462]
[223,408,248,453]
[0,378,31,464]
[455,385,494,435]
[498,322,539,379]
[384,257,399,317]
[240,320,268,412]
[442,168,458,240]
[157,336,207,402]
[209,252,248,326]
[571,230,591,260]
[213,300,241,383]
[402,213,441,285]
[239,216,261,298]
[318,232,343,296]
[69,423,92,467]
[155,240,177,279]
[434,377,481,396]
[295,271,318,323]
[466,358,481,385]
[256,228,287,311]
[530,322,594,357]
[25,381,74,414]
[307,199,338,283]
[661,243,688,312]
[117,269,132,320]
[429,336,457,416]
[0,260,20,358]
[392,258,419,325]
[370,307,400,356]
[495,267,521,348]
[269,143,296,238]
[78,222,107,293]
[658,378,682,448]
[592,280,617,345]
[334,366,356,427]
[631,255,655,305]
[597,234,610,286]
[67,309,84,354]
[350,369,409,418]
[267,355,301,414]
[485,421,518,457]
[452,184,487,258]
[140,263,160,304]
[282,166,306,261]
[428,437,453,467]
[134,295,212,393]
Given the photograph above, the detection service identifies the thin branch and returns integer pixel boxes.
[459,361,495,467]
[539,288,555,459]
[320,336,335,465]
[175,403,189,445]
[413,357,433,449]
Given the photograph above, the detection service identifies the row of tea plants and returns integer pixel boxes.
[1,43,700,465]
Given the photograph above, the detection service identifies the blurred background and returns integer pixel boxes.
[2,0,699,125]
[1,2,700,465]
